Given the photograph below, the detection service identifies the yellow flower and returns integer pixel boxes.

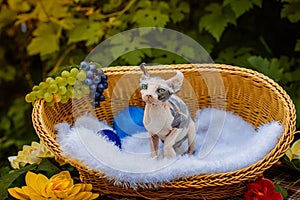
[8,171,99,200]
[286,139,300,161]
[8,141,55,169]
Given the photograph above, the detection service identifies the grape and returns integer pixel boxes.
[82,85,90,95]
[78,62,109,107]
[90,64,97,72]
[61,96,69,104]
[86,70,94,79]
[97,84,104,92]
[55,77,65,86]
[77,70,87,81]
[45,77,55,84]
[32,85,39,91]
[101,74,108,81]
[95,92,101,99]
[67,77,76,85]
[25,62,108,107]
[85,78,93,86]
[99,94,105,101]
[66,90,73,99]
[58,77,67,86]
[70,68,79,76]
[93,76,100,84]
[102,82,108,89]
[96,69,104,76]
[89,84,96,93]
[44,93,52,102]
[80,61,89,71]
[93,101,100,108]
[36,90,44,98]
[58,86,67,95]
[49,84,58,93]
[39,82,47,90]
[61,71,70,78]
[25,93,33,103]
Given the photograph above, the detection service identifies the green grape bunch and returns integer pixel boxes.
[25,66,89,106]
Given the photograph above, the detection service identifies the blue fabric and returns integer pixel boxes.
[113,106,147,139]
[97,129,122,149]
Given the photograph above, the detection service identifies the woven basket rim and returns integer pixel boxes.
[32,63,296,189]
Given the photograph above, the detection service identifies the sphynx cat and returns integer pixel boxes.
[139,63,196,158]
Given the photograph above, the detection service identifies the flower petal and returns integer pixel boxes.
[21,186,42,197]
[36,173,50,190]
[291,139,300,155]
[286,148,293,161]
[26,171,49,193]
[51,171,72,180]
[26,193,45,200]
[91,193,100,199]
[68,184,82,196]
[259,177,275,192]
[74,183,92,192]
[67,192,93,200]
[25,172,39,191]
[271,191,284,200]
[8,187,30,200]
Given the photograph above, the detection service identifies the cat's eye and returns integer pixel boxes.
[156,88,166,94]
[141,84,148,90]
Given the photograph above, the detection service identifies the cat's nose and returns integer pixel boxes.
[145,94,152,99]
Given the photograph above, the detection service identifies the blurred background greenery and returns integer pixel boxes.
[0,0,299,168]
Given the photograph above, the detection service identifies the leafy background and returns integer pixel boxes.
[0,0,299,170]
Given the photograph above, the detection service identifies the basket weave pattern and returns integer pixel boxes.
[32,64,296,199]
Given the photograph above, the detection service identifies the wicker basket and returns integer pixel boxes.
[32,64,296,199]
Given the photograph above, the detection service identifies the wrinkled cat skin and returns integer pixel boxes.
[139,63,196,158]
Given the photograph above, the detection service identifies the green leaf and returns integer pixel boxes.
[281,1,300,23]
[216,46,253,67]
[274,183,288,199]
[223,0,262,18]
[199,3,236,42]
[151,49,187,64]
[0,7,16,32]
[15,0,69,24]
[67,19,104,46]
[132,1,170,27]
[178,45,195,60]
[248,56,284,81]
[7,97,30,130]
[295,39,300,51]
[35,0,69,22]
[110,34,149,61]
[8,0,31,12]
[0,116,11,131]
[248,55,270,69]
[36,159,61,177]
[0,65,17,83]
[120,50,146,65]
[0,164,37,200]
[169,1,190,23]
[27,23,60,57]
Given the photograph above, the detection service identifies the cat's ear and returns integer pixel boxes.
[166,71,184,93]
[139,63,150,81]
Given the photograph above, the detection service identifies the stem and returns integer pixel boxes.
[100,0,136,19]
[259,35,272,55]
[287,178,300,189]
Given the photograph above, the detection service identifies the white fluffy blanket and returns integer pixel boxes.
[55,108,284,188]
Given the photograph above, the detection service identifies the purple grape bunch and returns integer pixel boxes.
[80,61,108,108]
